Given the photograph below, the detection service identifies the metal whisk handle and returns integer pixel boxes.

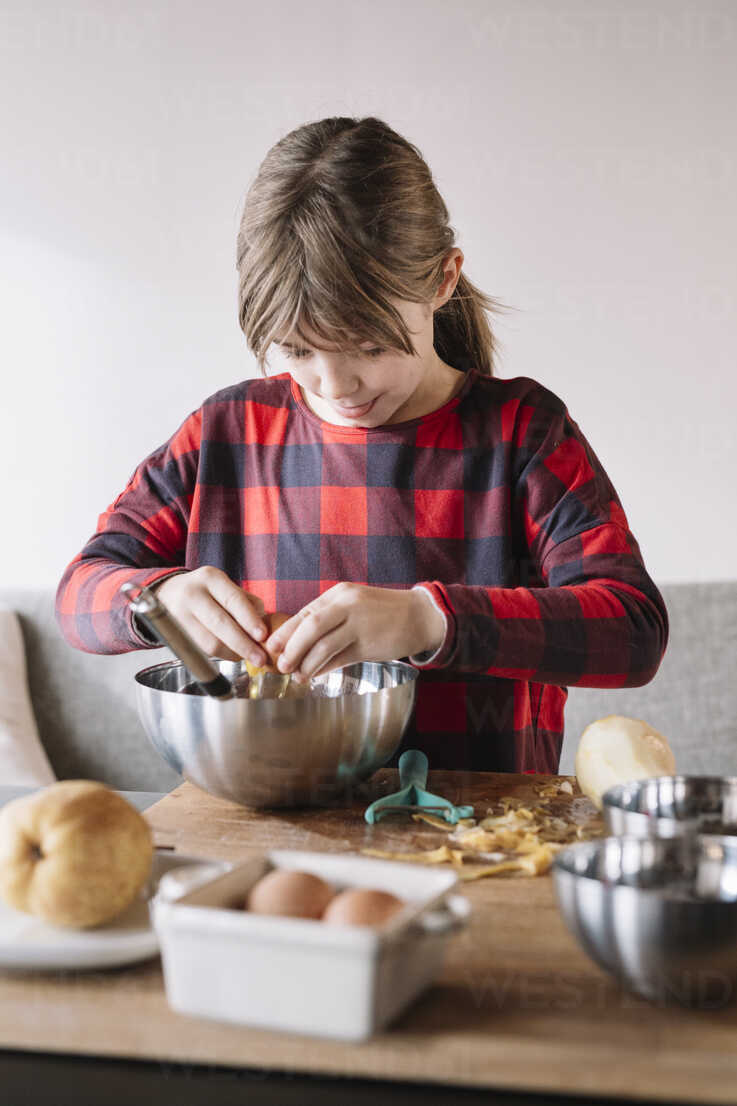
[120,581,233,700]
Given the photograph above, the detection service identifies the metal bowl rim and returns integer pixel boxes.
[602,775,737,813]
[134,656,420,692]
[552,833,737,886]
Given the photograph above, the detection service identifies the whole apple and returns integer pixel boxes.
[0,780,153,928]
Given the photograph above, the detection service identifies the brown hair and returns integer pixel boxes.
[236,116,512,377]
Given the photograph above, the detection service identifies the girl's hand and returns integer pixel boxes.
[263,584,446,681]
[153,567,269,665]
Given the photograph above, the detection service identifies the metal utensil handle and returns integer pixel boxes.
[120,581,233,699]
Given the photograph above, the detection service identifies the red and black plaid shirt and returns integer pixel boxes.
[56,370,668,773]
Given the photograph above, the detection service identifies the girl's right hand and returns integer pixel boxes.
[154,567,269,665]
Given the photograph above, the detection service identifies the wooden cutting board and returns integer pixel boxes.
[146,768,602,861]
[1,771,736,1105]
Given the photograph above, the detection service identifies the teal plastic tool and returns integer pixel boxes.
[364,749,475,825]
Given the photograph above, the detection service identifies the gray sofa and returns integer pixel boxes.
[2,583,735,791]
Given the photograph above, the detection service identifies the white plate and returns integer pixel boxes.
[0,851,230,971]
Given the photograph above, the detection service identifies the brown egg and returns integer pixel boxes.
[246,868,335,919]
[321,887,406,928]
[246,611,291,676]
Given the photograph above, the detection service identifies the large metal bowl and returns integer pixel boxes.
[134,658,417,808]
[552,834,737,1007]
[602,776,737,838]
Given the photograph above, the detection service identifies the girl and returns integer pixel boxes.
[56,116,668,773]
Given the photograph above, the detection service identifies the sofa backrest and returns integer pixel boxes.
[2,582,735,789]
[560,580,736,775]
[1,588,181,791]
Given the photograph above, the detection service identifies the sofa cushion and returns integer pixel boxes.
[0,608,56,787]
[0,589,182,792]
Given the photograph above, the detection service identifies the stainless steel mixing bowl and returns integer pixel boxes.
[134,658,418,808]
[553,834,737,1007]
[602,776,737,838]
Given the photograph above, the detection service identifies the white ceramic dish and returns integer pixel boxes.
[0,851,230,971]
[152,848,471,1041]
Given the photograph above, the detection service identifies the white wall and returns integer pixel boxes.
[2,0,735,588]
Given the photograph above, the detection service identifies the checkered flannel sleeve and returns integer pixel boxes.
[414,388,669,687]
[55,410,202,654]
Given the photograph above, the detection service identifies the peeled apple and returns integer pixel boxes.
[575,715,676,809]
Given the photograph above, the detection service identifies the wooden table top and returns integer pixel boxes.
[1,770,736,1104]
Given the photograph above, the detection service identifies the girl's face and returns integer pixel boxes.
[269,298,463,429]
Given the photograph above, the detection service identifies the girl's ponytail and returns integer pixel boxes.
[433,271,507,377]
[237,116,513,377]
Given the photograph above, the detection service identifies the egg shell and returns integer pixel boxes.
[246,868,336,919]
[247,611,290,675]
[322,887,406,928]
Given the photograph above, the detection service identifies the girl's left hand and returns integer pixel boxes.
[264,584,446,680]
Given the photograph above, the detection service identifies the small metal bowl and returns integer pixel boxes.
[602,776,737,838]
[134,658,417,809]
[552,834,737,1007]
